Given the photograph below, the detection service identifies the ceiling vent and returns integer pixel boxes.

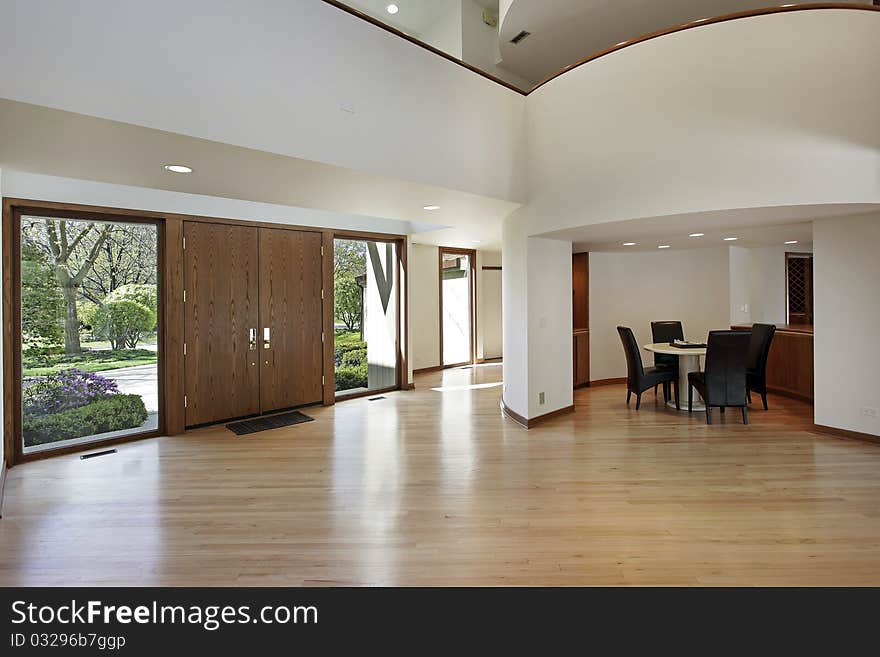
[510,30,531,45]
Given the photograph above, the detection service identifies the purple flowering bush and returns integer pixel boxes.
[22,368,147,447]
[23,368,120,415]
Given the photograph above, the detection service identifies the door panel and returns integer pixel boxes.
[259,228,323,411]
[184,222,260,426]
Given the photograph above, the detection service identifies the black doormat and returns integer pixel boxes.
[226,410,314,435]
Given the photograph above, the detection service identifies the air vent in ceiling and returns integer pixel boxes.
[510,30,531,45]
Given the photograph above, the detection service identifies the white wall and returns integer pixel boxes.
[729,246,752,325]
[477,250,503,360]
[422,1,463,58]
[411,245,441,370]
[813,212,880,437]
[0,0,526,203]
[461,0,533,90]
[748,244,813,325]
[525,237,572,417]
[521,10,880,239]
[410,244,502,370]
[589,248,732,381]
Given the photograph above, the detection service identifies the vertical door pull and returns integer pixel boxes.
[249,328,257,350]
[263,327,271,349]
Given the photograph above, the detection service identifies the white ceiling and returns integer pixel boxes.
[538,204,880,253]
[342,0,461,37]
[498,0,875,85]
[0,98,519,248]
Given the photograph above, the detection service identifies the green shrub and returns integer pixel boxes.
[92,299,155,349]
[341,348,367,369]
[335,363,368,391]
[23,394,148,447]
[334,340,366,366]
[105,283,158,316]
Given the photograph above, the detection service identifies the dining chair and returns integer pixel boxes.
[688,330,751,425]
[746,323,776,410]
[651,321,684,394]
[617,326,679,410]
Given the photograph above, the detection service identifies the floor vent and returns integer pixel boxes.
[227,410,314,435]
[368,396,386,401]
[80,449,117,460]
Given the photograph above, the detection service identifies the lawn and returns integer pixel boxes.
[23,348,158,377]
[334,329,363,346]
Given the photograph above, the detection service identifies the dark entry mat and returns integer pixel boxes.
[226,410,314,435]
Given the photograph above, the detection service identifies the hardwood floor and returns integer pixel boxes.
[2,362,880,586]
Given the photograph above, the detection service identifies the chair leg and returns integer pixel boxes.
[663,381,669,403]
[705,407,712,425]
[742,405,749,425]
[688,384,693,413]
[626,390,632,405]
[747,389,752,404]
[654,384,658,396]
[674,381,680,411]
[761,392,768,411]
[720,406,725,414]
[636,393,642,411]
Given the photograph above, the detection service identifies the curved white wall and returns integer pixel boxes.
[503,9,880,420]
[523,9,880,238]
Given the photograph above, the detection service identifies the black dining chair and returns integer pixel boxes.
[746,323,776,410]
[617,326,679,410]
[688,330,751,425]
[651,320,684,394]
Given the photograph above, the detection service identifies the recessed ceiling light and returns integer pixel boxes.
[785,240,799,244]
[423,205,440,211]
[386,3,399,14]
[723,237,739,241]
[164,164,193,174]
[471,240,482,244]
[658,245,671,249]
[622,242,637,246]
[689,233,704,237]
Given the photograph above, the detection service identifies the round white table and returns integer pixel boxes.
[643,342,707,411]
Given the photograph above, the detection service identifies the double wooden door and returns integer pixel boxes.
[183,222,323,427]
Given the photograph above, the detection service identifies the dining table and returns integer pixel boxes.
[643,342,707,411]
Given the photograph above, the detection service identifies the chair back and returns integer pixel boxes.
[651,321,684,369]
[703,330,751,406]
[747,323,776,375]
[617,326,645,387]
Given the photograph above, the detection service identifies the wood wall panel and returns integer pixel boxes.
[184,222,260,426]
[766,331,814,402]
[574,330,590,387]
[322,231,335,405]
[258,228,323,412]
[163,218,185,435]
[572,252,590,330]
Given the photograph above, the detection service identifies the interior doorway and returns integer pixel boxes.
[439,247,476,368]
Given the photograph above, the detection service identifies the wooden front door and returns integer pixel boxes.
[258,228,324,412]
[183,221,260,426]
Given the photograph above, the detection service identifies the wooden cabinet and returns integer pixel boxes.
[573,330,590,387]
[731,324,814,403]
[572,252,590,387]
[183,221,324,427]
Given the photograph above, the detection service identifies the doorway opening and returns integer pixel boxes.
[333,238,400,398]
[440,247,476,368]
[12,208,162,460]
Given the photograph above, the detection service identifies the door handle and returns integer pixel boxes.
[263,327,271,349]
[248,328,257,351]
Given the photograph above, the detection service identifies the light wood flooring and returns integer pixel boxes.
[2,362,880,586]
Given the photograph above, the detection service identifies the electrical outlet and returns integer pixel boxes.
[861,407,878,419]
[538,392,545,405]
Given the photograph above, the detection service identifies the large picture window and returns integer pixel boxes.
[15,211,161,457]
